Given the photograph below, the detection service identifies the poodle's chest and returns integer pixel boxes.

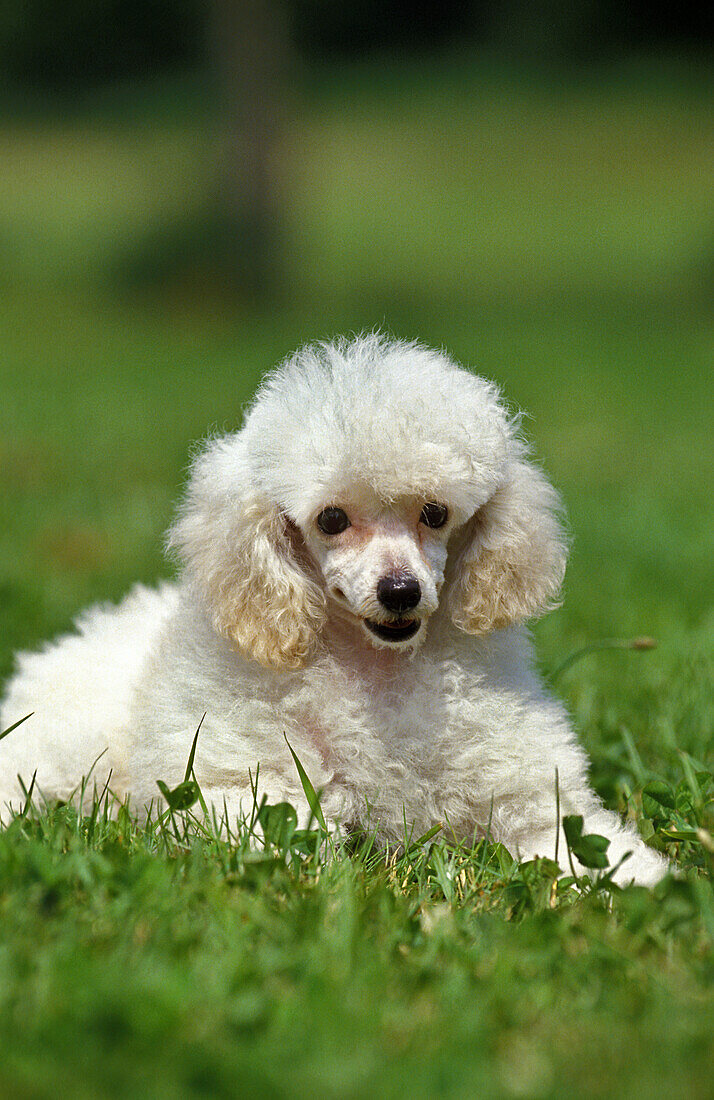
[282,658,484,784]
[293,673,496,841]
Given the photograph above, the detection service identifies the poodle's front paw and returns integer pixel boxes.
[608,841,670,887]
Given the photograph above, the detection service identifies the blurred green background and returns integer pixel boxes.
[0,2,712,786]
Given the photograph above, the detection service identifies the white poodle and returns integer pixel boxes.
[0,335,667,884]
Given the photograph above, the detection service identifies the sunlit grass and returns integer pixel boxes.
[0,730,712,1097]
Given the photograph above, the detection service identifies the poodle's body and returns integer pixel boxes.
[0,336,667,884]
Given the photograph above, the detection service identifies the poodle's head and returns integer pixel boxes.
[168,335,568,668]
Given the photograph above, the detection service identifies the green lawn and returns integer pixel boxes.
[0,52,713,1097]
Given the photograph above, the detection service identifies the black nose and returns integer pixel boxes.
[377,574,421,614]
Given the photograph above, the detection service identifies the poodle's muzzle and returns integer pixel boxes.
[348,562,435,648]
[362,572,423,643]
[327,572,428,646]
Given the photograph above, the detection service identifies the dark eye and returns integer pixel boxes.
[317,507,350,535]
[420,502,448,529]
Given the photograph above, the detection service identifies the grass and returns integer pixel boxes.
[0,49,713,1097]
[0,766,712,1099]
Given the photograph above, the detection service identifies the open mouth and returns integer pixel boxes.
[364,618,421,643]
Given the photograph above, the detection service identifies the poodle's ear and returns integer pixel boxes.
[448,458,568,634]
[167,439,326,669]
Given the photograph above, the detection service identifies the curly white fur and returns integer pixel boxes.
[0,335,667,885]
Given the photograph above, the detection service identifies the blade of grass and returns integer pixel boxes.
[678,750,705,817]
[554,767,561,867]
[19,770,37,819]
[284,735,327,832]
[547,637,657,684]
[0,712,33,742]
[183,714,206,783]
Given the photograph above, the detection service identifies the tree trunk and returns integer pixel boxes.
[208,0,288,298]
